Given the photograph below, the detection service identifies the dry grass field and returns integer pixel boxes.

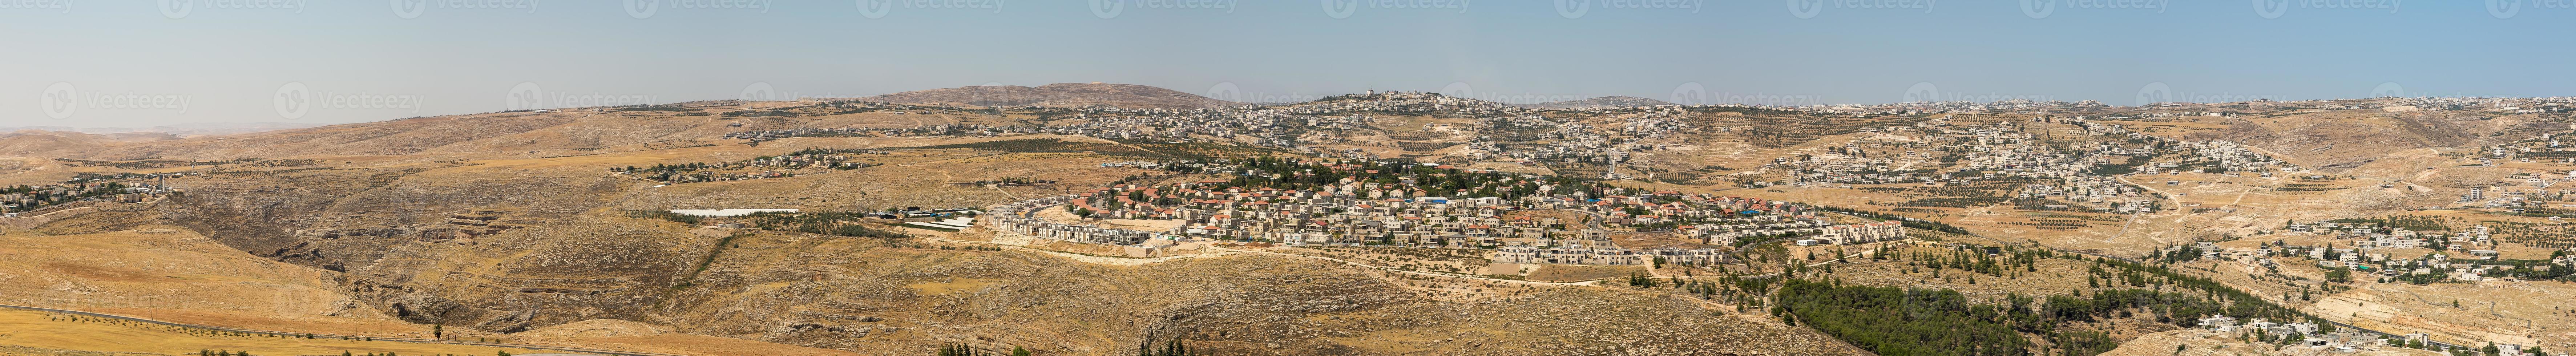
[1522,264,1646,282]
[0,226,416,335]
[2100,329,2445,356]
[0,224,869,356]
[0,308,550,356]
[1273,246,1494,276]
[2308,281,2576,353]
[4,96,2572,355]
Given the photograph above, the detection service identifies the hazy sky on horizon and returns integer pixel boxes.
[6,0,2573,127]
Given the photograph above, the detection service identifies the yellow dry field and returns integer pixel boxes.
[0,226,864,356]
[1522,264,1646,282]
[904,278,1003,295]
[0,308,550,356]
[2308,280,2576,352]
[516,334,865,356]
[2168,258,2323,310]
[0,227,422,335]
[2099,328,2446,356]
[1273,246,1493,276]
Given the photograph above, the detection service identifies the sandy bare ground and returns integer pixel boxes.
[2306,280,2576,352]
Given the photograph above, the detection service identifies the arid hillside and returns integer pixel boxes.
[6,93,2574,356]
[4,112,1863,355]
[2182,108,2559,171]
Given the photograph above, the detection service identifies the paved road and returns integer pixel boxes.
[0,304,671,356]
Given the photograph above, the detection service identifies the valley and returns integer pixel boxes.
[2,85,2571,356]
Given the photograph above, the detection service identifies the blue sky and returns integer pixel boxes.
[5,0,2571,127]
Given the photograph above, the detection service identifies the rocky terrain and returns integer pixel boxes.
[2182,109,2558,172]
[4,84,2574,356]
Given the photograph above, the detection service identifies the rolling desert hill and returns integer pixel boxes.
[7,101,1008,162]
[2180,109,2560,171]
[0,130,137,157]
[0,122,324,137]
[5,89,2575,356]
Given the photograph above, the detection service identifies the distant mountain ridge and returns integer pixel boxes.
[855,82,1235,109]
[0,122,323,137]
[1517,96,1676,109]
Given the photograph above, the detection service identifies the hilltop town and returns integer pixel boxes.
[0,84,2573,356]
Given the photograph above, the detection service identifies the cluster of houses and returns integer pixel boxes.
[610,148,885,185]
[1454,107,1697,170]
[987,195,1167,246]
[1763,116,2297,199]
[1752,117,2197,213]
[723,127,874,142]
[0,174,172,216]
[2388,96,2576,114]
[1282,90,1543,117]
[799,91,1562,153]
[2439,130,2576,211]
[2191,221,2570,283]
[2196,315,2552,355]
[1492,245,1640,265]
[716,91,1714,177]
[978,159,1909,266]
[2160,140,2295,175]
[2196,316,2397,353]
